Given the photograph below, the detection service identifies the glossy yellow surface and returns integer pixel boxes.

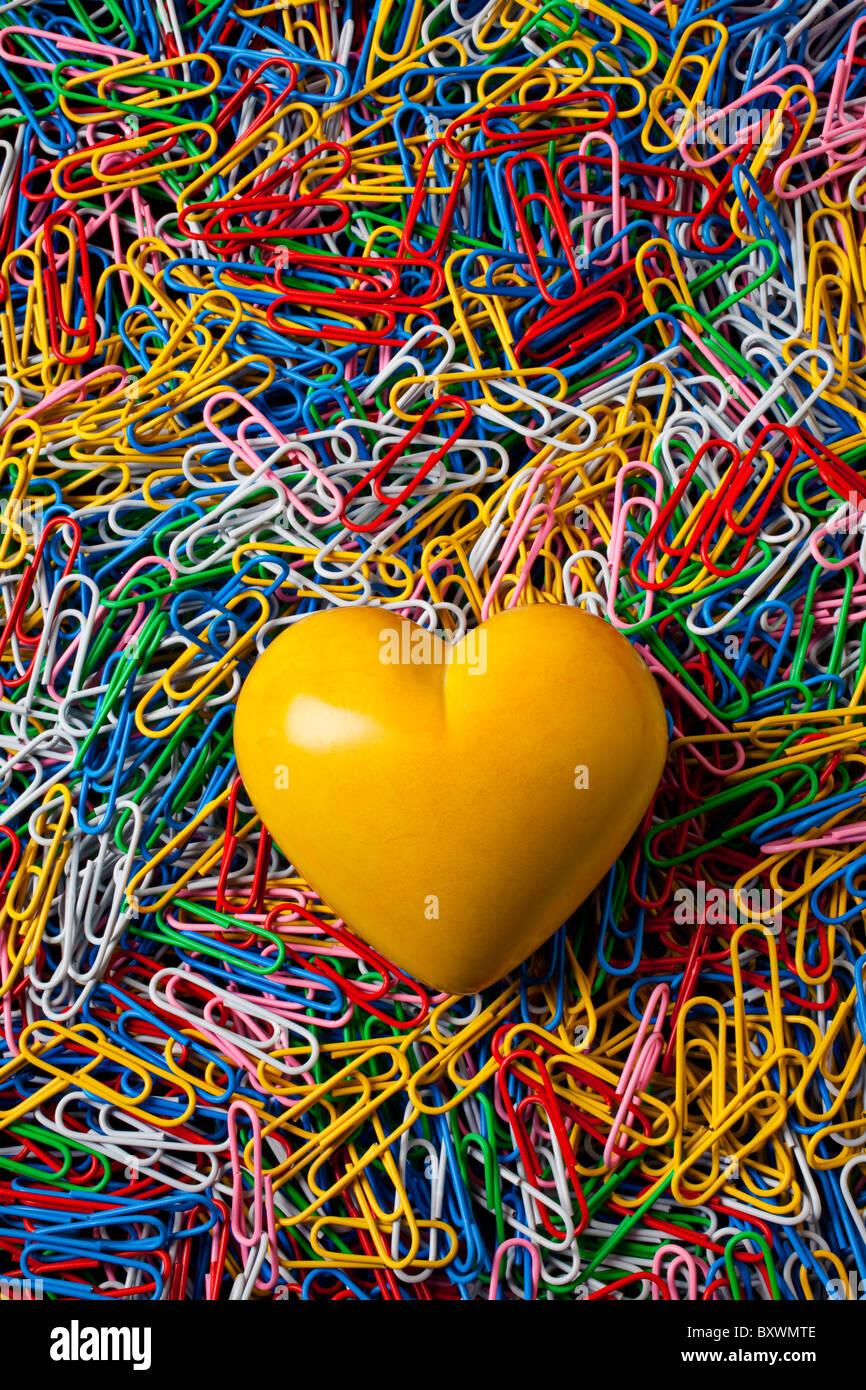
[234,604,668,995]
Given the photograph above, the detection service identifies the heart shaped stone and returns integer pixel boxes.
[234,604,667,994]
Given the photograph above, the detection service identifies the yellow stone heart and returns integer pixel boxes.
[233,604,667,995]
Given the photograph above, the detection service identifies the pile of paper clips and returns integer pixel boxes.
[2,0,866,1301]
